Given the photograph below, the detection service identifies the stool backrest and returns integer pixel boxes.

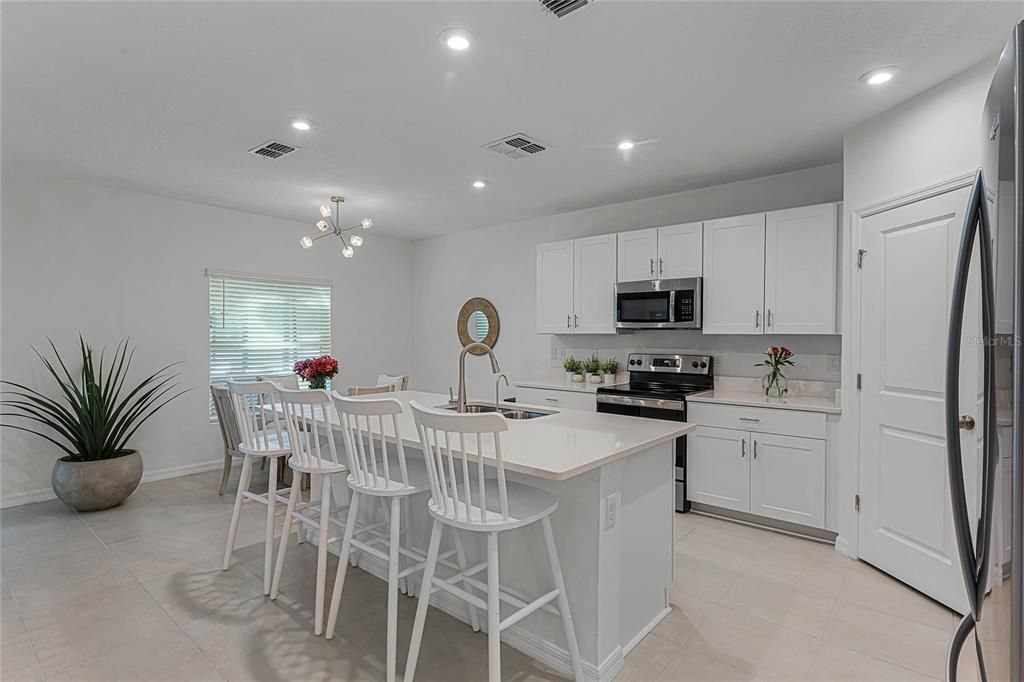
[333,394,409,490]
[258,374,300,390]
[276,387,342,471]
[210,384,242,455]
[347,384,397,396]
[409,401,510,524]
[226,380,285,453]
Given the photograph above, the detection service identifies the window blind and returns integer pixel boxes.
[208,272,331,419]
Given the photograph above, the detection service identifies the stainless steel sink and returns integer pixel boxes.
[435,402,557,420]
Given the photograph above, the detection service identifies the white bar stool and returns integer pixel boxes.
[221,380,299,595]
[325,394,461,682]
[404,401,583,682]
[269,387,349,635]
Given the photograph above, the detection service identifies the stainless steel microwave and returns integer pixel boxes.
[614,277,702,330]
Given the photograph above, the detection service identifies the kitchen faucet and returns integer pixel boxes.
[457,342,501,413]
[495,373,509,412]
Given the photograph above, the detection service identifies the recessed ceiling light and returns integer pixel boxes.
[291,119,313,131]
[439,28,473,51]
[859,66,901,86]
[472,179,488,189]
[617,140,635,151]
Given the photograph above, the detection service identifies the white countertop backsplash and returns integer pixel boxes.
[514,370,630,393]
[688,376,842,414]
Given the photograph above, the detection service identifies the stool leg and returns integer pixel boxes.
[386,497,401,682]
[270,474,301,600]
[222,454,253,571]
[452,529,480,632]
[542,516,583,681]
[405,518,442,682]
[487,531,501,682]
[398,496,410,596]
[314,474,332,636]
[325,491,360,640]
[218,450,232,496]
[263,456,278,595]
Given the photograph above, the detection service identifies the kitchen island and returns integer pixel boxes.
[307,390,693,682]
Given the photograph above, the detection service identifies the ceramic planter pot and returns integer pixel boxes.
[603,373,616,384]
[571,374,584,383]
[52,450,143,512]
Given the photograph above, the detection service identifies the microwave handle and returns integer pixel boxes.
[668,290,677,322]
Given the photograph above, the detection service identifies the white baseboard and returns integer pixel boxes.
[623,606,671,655]
[351,548,623,682]
[0,458,224,509]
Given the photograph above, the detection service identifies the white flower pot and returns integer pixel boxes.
[603,373,616,384]
[565,371,574,382]
[571,374,584,383]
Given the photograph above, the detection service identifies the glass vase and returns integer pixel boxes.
[308,377,328,390]
[762,373,789,401]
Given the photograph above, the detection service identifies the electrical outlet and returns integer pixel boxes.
[558,348,566,360]
[604,492,620,530]
[550,346,558,361]
[826,354,841,372]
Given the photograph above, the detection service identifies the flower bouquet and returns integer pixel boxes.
[293,355,339,390]
[755,346,795,400]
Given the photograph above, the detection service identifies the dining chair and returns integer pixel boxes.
[222,380,298,595]
[269,387,350,636]
[404,401,583,682]
[377,373,410,391]
[211,384,243,496]
[324,394,436,682]
[347,384,399,396]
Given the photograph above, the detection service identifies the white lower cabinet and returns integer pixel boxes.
[688,404,827,529]
[514,386,596,411]
[688,426,750,512]
[749,432,825,527]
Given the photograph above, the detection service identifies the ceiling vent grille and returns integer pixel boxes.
[539,0,590,18]
[483,133,550,160]
[247,140,299,159]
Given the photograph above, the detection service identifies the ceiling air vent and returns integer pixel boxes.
[483,133,550,160]
[247,140,299,159]
[539,0,590,18]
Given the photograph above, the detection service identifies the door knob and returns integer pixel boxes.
[958,415,976,431]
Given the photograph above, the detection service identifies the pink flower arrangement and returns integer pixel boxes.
[293,355,339,390]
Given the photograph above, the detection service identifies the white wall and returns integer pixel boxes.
[412,164,844,399]
[837,57,997,557]
[0,178,414,506]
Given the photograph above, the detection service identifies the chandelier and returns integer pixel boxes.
[300,196,373,257]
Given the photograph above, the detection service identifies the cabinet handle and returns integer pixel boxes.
[574,314,578,328]
[753,440,759,459]
[544,397,559,403]
[650,258,654,276]
[659,257,664,275]
[739,417,760,423]
[567,314,571,330]
[767,309,773,329]
[741,440,746,458]
[755,310,761,329]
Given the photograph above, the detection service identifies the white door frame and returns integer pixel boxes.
[839,171,982,561]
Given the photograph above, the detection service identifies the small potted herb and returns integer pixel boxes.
[601,359,619,384]
[563,356,581,382]
[583,356,603,384]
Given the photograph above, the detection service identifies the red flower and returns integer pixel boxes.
[293,355,340,383]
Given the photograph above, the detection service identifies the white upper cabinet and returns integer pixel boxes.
[536,240,574,334]
[764,203,838,334]
[702,213,766,334]
[573,234,617,334]
[657,222,703,279]
[616,223,703,282]
[616,228,659,282]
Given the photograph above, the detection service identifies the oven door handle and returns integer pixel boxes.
[596,394,686,412]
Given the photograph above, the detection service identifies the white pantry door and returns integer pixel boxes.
[857,186,979,614]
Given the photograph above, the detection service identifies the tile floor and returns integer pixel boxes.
[1,468,968,681]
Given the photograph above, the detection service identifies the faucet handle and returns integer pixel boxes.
[448,386,456,405]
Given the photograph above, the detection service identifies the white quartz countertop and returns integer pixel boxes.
[339,390,693,481]
[688,388,841,414]
[514,373,629,394]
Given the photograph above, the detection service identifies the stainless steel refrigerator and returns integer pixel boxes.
[947,20,1023,682]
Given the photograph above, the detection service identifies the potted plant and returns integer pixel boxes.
[755,346,795,401]
[601,359,619,384]
[583,356,603,384]
[293,355,340,390]
[1,337,186,511]
[563,356,581,382]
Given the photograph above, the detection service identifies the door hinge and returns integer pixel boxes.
[856,373,862,390]
[854,494,861,512]
[857,248,867,269]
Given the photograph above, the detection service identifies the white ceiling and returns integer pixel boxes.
[3,2,1021,240]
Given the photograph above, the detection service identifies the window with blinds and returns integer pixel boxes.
[208,271,331,420]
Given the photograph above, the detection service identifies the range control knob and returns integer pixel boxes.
[700,362,707,368]
[691,361,699,368]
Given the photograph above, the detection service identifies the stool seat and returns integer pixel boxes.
[238,430,296,457]
[428,480,557,532]
[287,453,348,475]
[348,458,432,497]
